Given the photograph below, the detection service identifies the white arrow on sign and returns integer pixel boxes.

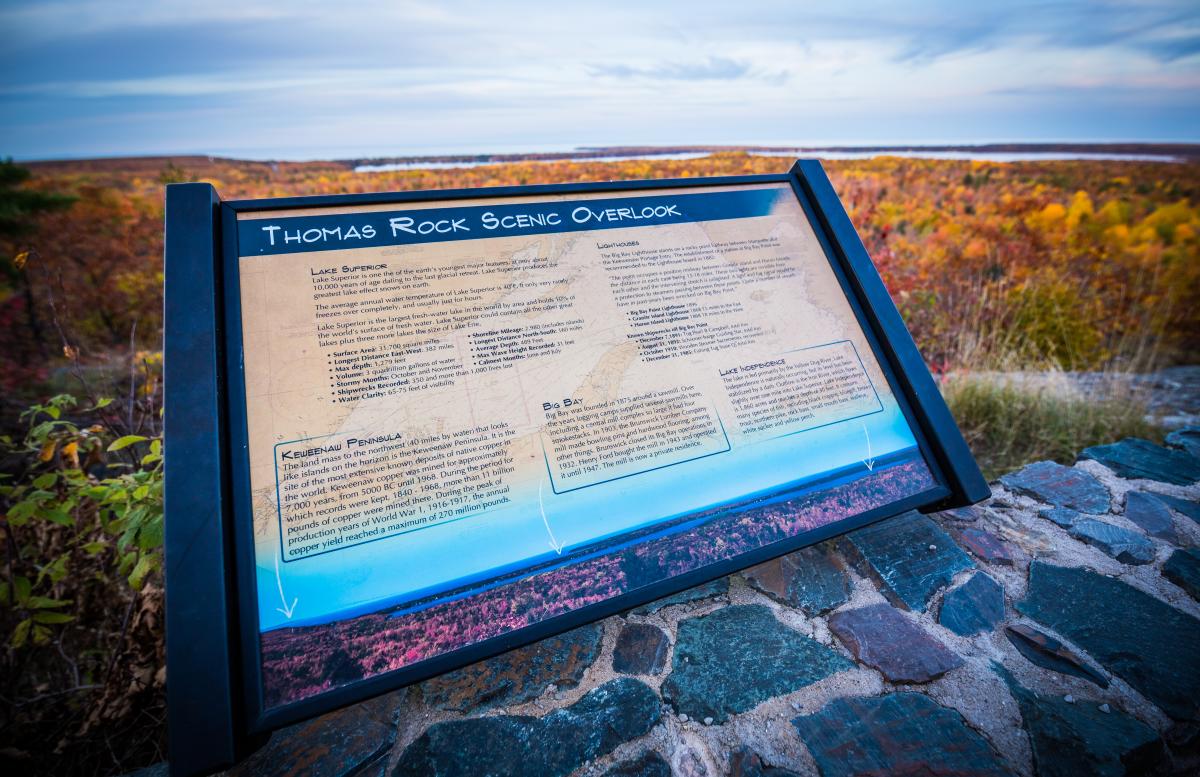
[861,421,876,471]
[274,552,298,620]
[539,478,565,555]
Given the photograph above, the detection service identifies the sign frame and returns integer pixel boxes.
[163,160,989,776]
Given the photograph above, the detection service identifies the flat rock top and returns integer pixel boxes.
[1000,460,1111,513]
[395,678,661,777]
[661,604,852,723]
[939,572,1006,636]
[1017,561,1200,721]
[844,510,975,611]
[828,602,962,683]
[1080,437,1200,486]
[793,693,1013,777]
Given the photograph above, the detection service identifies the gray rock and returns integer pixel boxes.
[1162,548,1200,601]
[661,605,852,723]
[792,692,1012,777]
[1017,561,1200,720]
[1005,623,1109,688]
[612,622,670,675]
[829,602,963,682]
[742,541,850,615]
[420,623,602,712]
[937,505,984,523]
[996,665,1165,777]
[1000,460,1111,513]
[939,572,1006,636]
[231,690,400,777]
[1149,492,1200,523]
[602,751,671,777]
[1165,427,1200,458]
[1038,507,1081,528]
[1080,437,1200,486]
[394,678,660,777]
[728,747,803,777]
[632,577,728,615]
[1068,519,1156,565]
[844,511,975,611]
[955,527,1016,566]
[1123,491,1179,541]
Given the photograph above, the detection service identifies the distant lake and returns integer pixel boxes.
[355,150,1182,172]
[752,150,1183,163]
[354,152,713,172]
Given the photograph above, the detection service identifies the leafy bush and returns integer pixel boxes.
[1,389,164,776]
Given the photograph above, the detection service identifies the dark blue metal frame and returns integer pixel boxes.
[163,184,261,776]
[163,162,987,776]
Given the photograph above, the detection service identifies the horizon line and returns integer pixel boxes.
[17,140,1200,166]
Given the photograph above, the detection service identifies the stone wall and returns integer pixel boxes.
[212,429,1200,777]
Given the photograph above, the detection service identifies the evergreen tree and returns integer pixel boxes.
[0,158,76,359]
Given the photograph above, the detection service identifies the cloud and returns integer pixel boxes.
[589,57,753,81]
[0,0,1196,158]
[675,1,1200,65]
[1141,33,1200,62]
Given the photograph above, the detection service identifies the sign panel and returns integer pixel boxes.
[163,163,989,775]
[235,182,936,708]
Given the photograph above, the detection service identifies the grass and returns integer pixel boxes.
[942,374,1164,481]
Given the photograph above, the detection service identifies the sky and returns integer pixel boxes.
[1,0,1198,161]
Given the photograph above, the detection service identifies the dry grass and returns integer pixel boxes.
[942,373,1164,481]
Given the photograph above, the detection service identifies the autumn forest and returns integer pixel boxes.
[0,152,1197,775]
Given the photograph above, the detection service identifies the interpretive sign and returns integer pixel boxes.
[163,162,988,775]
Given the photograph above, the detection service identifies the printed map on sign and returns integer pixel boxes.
[233,183,939,708]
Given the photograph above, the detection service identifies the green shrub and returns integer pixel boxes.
[1,393,164,774]
[1004,281,1105,369]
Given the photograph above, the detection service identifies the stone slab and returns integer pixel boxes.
[395,678,660,777]
[742,542,850,615]
[997,665,1164,777]
[1150,492,1200,523]
[1017,561,1200,720]
[728,748,803,777]
[844,511,975,611]
[1038,507,1081,529]
[937,505,984,523]
[1165,427,1200,458]
[1005,623,1108,688]
[602,751,671,777]
[1000,460,1111,513]
[612,622,669,676]
[955,527,1017,566]
[631,577,728,615]
[420,623,601,712]
[1162,548,1200,600]
[1080,437,1200,486]
[1123,491,1179,542]
[792,692,1012,777]
[829,602,963,683]
[939,572,1006,636]
[230,690,399,777]
[661,605,852,723]
[1067,519,1156,565]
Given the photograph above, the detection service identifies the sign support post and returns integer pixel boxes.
[163,183,256,774]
